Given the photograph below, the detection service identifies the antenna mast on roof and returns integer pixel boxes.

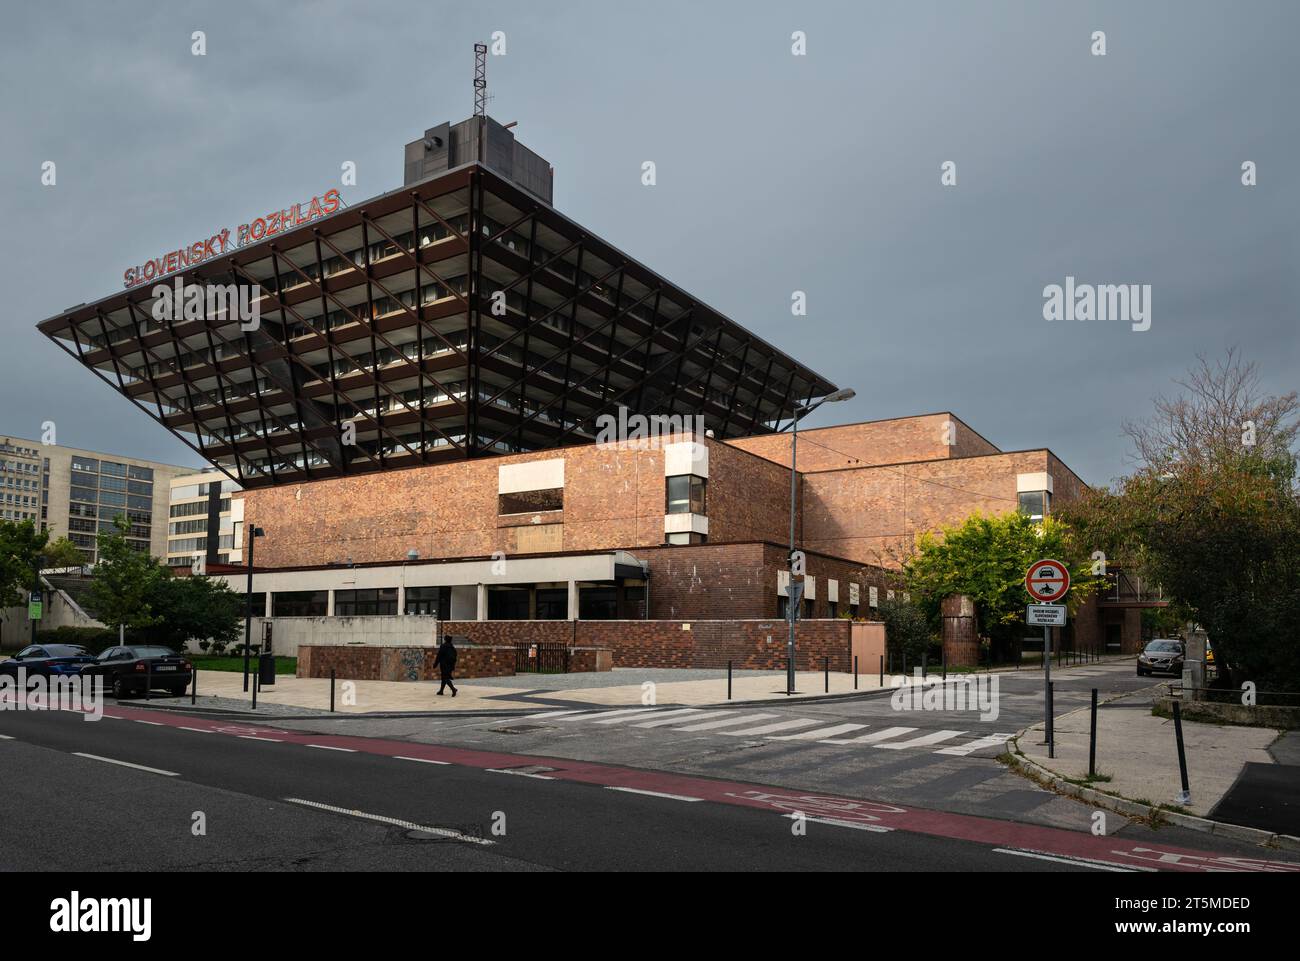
[473,43,488,117]
[473,42,488,163]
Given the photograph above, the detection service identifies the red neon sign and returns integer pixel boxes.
[123,188,343,289]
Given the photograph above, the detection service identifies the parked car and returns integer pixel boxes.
[0,644,96,679]
[1137,638,1185,677]
[80,645,192,698]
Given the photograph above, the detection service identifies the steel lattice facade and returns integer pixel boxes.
[37,163,835,489]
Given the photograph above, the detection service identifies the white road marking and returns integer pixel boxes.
[394,755,451,765]
[178,726,214,734]
[632,709,728,728]
[992,848,1145,872]
[673,713,779,732]
[237,735,283,743]
[606,786,704,802]
[936,733,1015,756]
[72,753,179,777]
[0,735,14,740]
[307,744,357,752]
[782,813,893,833]
[554,708,655,722]
[875,729,966,750]
[721,718,824,737]
[486,768,555,780]
[516,710,584,721]
[823,726,917,745]
[594,708,701,725]
[769,723,868,741]
[133,720,164,726]
[283,797,492,845]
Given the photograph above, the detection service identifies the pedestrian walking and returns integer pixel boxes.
[434,636,459,697]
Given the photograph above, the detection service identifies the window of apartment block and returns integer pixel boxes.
[498,487,563,515]
[1017,490,1051,522]
[828,601,838,619]
[272,591,328,617]
[665,474,706,514]
[334,588,398,616]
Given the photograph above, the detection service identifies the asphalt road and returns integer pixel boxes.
[1,706,1072,872]
[4,661,1300,873]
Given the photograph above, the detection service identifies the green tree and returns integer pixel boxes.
[0,519,49,609]
[903,511,1098,661]
[136,573,242,651]
[84,517,166,635]
[43,536,87,570]
[878,596,932,667]
[1058,350,1300,690]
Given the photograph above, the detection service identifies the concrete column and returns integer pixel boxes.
[396,585,406,615]
[326,590,335,617]
[263,593,272,618]
[567,579,579,620]
[476,583,488,622]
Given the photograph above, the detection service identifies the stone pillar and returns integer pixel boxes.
[567,579,579,620]
[941,594,979,667]
[475,583,488,622]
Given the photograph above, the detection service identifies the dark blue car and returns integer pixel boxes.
[0,644,96,679]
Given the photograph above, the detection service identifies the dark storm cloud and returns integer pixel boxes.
[1,0,1295,483]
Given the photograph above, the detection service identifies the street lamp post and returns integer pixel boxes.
[786,388,856,694]
[242,525,265,692]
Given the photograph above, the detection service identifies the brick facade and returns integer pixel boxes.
[443,618,853,671]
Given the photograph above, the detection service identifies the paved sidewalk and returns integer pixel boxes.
[169,666,908,714]
[1017,690,1280,818]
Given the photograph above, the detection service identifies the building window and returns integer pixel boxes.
[579,585,618,620]
[1017,490,1051,522]
[405,586,450,616]
[498,488,563,515]
[828,601,838,619]
[665,475,706,514]
[665,531,707,545]
[334,588,398,616]
[487,587,530,620]
[536,587,569,620]
[272,591,329,617]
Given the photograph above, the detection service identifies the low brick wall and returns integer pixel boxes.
[442,619,853,671]
[298,643,516,680]
[297,642,614,680]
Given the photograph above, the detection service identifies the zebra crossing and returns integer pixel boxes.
[501,708,1014,757]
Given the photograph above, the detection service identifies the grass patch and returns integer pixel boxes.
[191,655,297,675]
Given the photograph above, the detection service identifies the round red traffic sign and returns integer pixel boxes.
[1025,559,1070,602]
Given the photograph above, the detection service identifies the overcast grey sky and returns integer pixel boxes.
[2,0,1295,485]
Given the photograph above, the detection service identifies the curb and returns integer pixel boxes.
[1005,732,1300,853]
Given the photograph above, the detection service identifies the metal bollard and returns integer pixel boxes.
[252,668,258,710]
[329,668,336,713]
[145,660,151,702]
[1089,688,1099,778]
[854,655,858,690]
[879,654,883,688]
[727,660,732,701]
[1172,700,1191,805]
[922,651,927,679]
[191,664,196,706]
[824,656,829,693]
[942,649,947,681]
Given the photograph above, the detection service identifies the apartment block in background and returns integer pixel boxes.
[0,434,193,563]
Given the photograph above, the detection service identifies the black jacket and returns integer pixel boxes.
[434,641,458,673]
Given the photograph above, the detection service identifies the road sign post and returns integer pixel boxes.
[1026,560,1071,755]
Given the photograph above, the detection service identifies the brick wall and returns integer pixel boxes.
[725,413,999,472]
[444,618,852,671]
[800,450,1084,568]
[297,643,517,680]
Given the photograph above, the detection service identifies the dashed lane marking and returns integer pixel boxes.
[606,786,704,802]
[283,797,492,845]
[72,753,179,777]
